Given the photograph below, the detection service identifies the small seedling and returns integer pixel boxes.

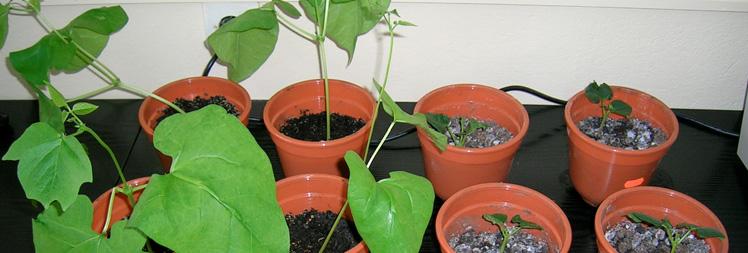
[627,212,725,253]
[483,213,543,253]
[426,113,487,147]
[584,81,632,131]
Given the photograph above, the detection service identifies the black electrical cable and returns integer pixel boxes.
[500,85,567,105]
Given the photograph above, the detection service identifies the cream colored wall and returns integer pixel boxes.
[2,1,748,110]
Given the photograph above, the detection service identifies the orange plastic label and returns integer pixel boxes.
[624,177,645,188]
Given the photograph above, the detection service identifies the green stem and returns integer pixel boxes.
[276,13,315,41]
[498,225,511,253]
[119,83,185,114]
[101,186,120,234]
[81,127,127,186]
[367,121,395,167]
[364,15,396,161]
[67,85,115,103]
[318,201,348,253]
[316,0,331,141]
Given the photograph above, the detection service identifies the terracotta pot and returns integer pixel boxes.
[276,174,367,252]
[565,86,679,206]
[137,76,251,171]
[91,177,150,233]
[414,84,529,200]
[435,183,572,253]
[263,79,375,177]
[595,186,728,253]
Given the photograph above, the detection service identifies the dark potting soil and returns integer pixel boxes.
[279,111,365,141]
[143,239,174,253]
[448,225,552,253]
[286,209,361,253]
[605,220,711,253]
[444,117,514,148]
[577,117,668,150]
[157,95,240,124]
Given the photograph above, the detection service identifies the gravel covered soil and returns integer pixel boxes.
[444,117,514,148]
[280,111,365,141]
[577,117,667,150]
[157,95,239,124]
[605,220,710,253]
[286,209,360,253]
[448,226,552,253]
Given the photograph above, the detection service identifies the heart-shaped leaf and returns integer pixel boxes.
[425,113,449,134]
[33,195,147,253]
[72,102,99,116]
[9,37,52,88]
[584,81,601,104]
[610,100,632,117]
[66,6,128,35]
[37,92,65,133]
[346,151,435,253]
[511,215,542,230]
[2,122,92,211]
[129,105,288,253]
[57,6,129,73]
[483,213,508,226]
[207,8,279,82]
[375,81,447,151]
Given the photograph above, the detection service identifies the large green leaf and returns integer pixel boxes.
[67,6,128,35]
[2,122,92,210]
[345,151,435,253]
[300,0,389,62]
[9,37,52,88]
[128,105,288,253]
[33,195,147,253]
[207,8,279,82]
[374,81,447,151]
[37,92,65,133]
[56,6,128,73]
[0,5,8,49]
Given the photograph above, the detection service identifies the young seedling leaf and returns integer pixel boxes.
[676,223,698,230]
[346,151,435,253]
[32,195,147,253]
[511,215,543,230]
[609,100,632,117]
[0,5,9,49]
[72,102,99,116]
[272,0,301,19]
[483,213,508,225]
[584,81,601,104]
[9,37,51,88]
[425,113,449,134]
[37,92,65,133]
[129,105,288,253]
[627,212,662,227]
[465,119,488,136]
[207,8,279,82]
[48,85,66,108]
[390,9,400,17]
[396,20,417,26]
[598,82,613,100]
[2,122,92,211]
[693,227,726,239]
[415,113,449,151]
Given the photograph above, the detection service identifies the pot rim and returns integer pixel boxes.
[413,83,530,154]
[137,76,251,137]
[262,79,375,148]
[594,186,729,252]
[564,85,679,155]
[435,182,572,253]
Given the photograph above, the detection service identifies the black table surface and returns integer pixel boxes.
[1,99,747,252]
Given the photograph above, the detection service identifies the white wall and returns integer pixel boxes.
[2,1,748,110]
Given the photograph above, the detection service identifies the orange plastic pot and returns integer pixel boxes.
[138,77,251,172]
[91,177,149,233]
[595,186,728,253]
[276,174,367,253]
[435,183,572,253]
[565,86,678,206]
[263,79,375,177]
[414,84,529,200]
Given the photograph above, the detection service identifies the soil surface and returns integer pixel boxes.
[444,117,513,148]
[280,111,365,141]
[448,225,552,253]
[157,95,239,124]
[605,220,710,253]
[286,209,361,253]
[577,117,667,150]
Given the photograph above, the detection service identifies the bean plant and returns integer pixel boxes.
[426,113,488,147]
[627,212,725,253]
[483,213,544,253]
[584,81,632,131]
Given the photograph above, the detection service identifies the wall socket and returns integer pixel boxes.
[202,2,259,36]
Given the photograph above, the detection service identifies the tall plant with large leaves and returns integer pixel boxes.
[207,0,389,140]
[2,2,286,252]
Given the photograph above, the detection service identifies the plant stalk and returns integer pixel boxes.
[318,201,348,253]
[367,121,395,167]
[101,186,120,234]
[67,85,115,103]
[364,14,396,161]
[276,13,315,42]
[119,83,185,114]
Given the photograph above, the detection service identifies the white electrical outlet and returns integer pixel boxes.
[202,2,260,36]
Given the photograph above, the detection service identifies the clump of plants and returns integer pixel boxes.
[2,2,288,252]
[206,0,390,141]
[605,212,725,253]
[578,81,667,150]
[448,213,550,253]
[426,113,513,148]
